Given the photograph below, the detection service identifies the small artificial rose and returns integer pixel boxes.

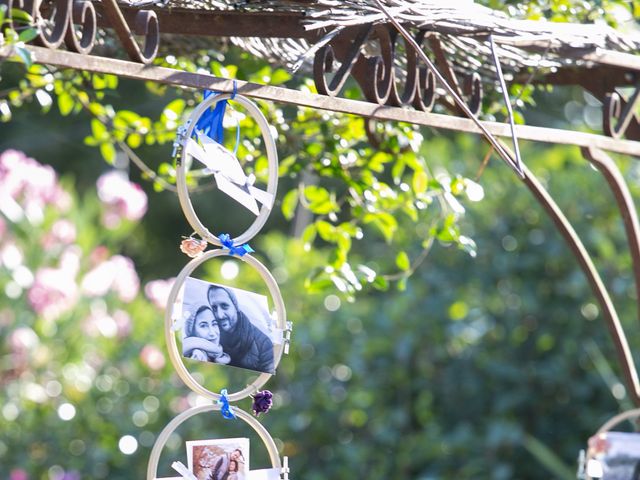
[251,390,273,417]
[180,237,207,258]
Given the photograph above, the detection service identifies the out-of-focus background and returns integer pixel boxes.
[1,1,640,479]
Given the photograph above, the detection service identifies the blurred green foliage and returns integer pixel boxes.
[1,0,639,479]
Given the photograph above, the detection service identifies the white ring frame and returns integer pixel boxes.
[165,249,287,402]
[177,93,279,246]
[146,404,281,480]
[584,408,640,480]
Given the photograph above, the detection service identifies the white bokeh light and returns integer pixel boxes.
[57,403,76,421]
[118,435,138,455]
[220,260,239,280]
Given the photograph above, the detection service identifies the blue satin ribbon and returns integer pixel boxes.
[217,389,236,420]
[219,233,254,257]
[194,82,240,155]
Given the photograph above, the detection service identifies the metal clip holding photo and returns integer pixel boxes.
[283,321,293,355]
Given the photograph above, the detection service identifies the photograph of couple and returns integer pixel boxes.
[187,438,248,480]
[181,277,277,375]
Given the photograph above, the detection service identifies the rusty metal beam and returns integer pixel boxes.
[95,6,318,39]
[3,45,640,157]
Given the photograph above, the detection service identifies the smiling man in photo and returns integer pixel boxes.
[207,285,274,374]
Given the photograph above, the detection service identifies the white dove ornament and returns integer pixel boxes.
[176,92,279,247]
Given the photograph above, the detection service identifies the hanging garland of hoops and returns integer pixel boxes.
[148,87,291,480]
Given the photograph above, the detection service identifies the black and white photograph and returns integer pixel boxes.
[186,438,249,480]
[181,277,278,375]
[587,432,640,479]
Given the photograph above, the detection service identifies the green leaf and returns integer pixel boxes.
[412,170,428,195]
[316,220,336,242]
[18,27,37,43]
[372,275,389,291]
[13,45,32,67]
[100,142,117,164]
[127,133,142,148]
[57,92,74,116]
[304,185,338,215]
[270,69,292,85]
[91,118,108,140]
[392,156,406,184]
[396,251,410,271]
[10,7,33,23]
[363,212,397,242]
[301,224,316,250]
[281,189,299,220]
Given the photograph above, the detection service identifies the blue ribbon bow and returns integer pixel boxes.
[194,82,240,154]
[217,389,236,420]
[219,233,254,257]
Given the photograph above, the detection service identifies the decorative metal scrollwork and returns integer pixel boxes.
[313,25,482,115]
[64,0,96,54]
[603,83,640,140]
[313,24,373,97]
[1,0,158,63]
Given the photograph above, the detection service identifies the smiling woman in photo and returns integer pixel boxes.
[183,305,231,365]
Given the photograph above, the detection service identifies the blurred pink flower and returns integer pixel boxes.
[9,468,28,480]
[81,255,140,303]
[144,278,175,310]
[0,216,6,239]
[140,344,165,371]
[97,171,147,228]
[28,247,80,321]
[82,305,117,338]
[0,150,70,223]
[41,219,77,249]
[113,309,132,338]
[8,327,39,364]
[180,237,207,258]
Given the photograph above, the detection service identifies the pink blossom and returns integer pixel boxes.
[28,247,80,321]
[0,216,6,238]
[42,219,77,249]
[0,150,70,221]
[82,305,117,338]
[97,171,147,228]
[9,468,28,480]
[144,278,175,310]
[140,344,165,371]
[111,255,139,302]
[113,309,132,338]
[81,255,140,303]
[8,326,39,353]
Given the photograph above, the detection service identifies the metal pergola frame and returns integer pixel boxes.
[2,1,640,411]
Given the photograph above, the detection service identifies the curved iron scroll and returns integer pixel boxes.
[313,25,466,115]
[603,83,640,141]
[0,0,158,63]
[523,151,640,406]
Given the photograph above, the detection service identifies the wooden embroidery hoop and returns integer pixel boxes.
[176,93,279,246]
[164,249,287,402]
[146,403,282,480]
[584,408,640,480]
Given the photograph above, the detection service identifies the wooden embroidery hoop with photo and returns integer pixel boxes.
[165,249,287,402]
[146,403,283,480]
[176,92,279,247]
[583,408,640,480]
